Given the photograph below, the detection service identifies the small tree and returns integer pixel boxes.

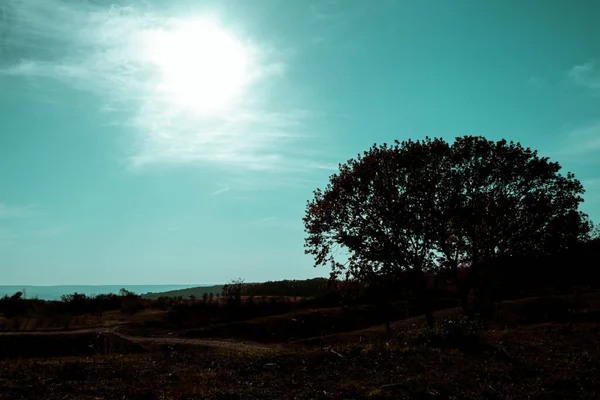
[222,278,245,304]
[119,288,136,298]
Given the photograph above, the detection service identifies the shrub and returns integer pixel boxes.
[0,292,32,319]
[412,315,483,351]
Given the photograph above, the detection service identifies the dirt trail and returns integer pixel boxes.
[0,326,117,336]
[0,308,462,353]
[0,323,280,353]
[115,332,280,353]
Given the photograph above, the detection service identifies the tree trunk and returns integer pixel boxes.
[457,280,470,313]
[449,262,470,313]
[373,275,393,339]
[414,268,434,327]
[424,306,434,327]
[385,318,392,340]
[379,294,392,339]
[375,300,392,339]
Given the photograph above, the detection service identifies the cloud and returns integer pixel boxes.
[546,122,600,165]
[0,198,64,245]
[567,122,600,153]
[568,61,600,92]
[309,1,345,21]
[0,224,67,247]
[0,203,39,218]
[583,178,600,187]
[0,228,17,246]
[246,216,302,230]
[212,185,231,196]
[527,76,547,87]
[34,224,68,237]
[1,0,331,176]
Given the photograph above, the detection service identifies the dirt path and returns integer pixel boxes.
[0,326,117,336]
[115,332,280,353]
[0,323,280,353]
[0,308,462,353]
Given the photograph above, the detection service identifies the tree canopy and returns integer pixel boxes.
[304,136,592,308]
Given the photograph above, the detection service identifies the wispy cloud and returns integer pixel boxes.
[0,228,17,246]
[527,76,547,88]
[568,61,600,92]
[0,203,39,218]
[308,0,375,46]
[309,1,346,21]
[0,198,64,245]
[583,178,600,187]
[566,122,600,153]
[0,224,67,246]
[211,185,231,196]
[34,224,68,237]
[546,122,600,165]
[0,0,331,176]
[246,216,302,230]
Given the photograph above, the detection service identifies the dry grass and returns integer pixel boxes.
[1,293,600,399]
[1,321,599,399]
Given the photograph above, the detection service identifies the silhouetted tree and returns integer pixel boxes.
[304,136,592,322]
[119,288,136,297]
[222,278,245,304]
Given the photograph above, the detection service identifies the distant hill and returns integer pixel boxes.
[141,278,330,300]
[142,285,224,300]
[240,278,329,298]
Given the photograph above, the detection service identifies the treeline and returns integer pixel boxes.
[142,285,223,300]
[222,278,329,298]
[0,289,148,321]
[143,278,330,300]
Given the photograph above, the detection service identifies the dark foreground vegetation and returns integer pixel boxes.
[2,135,600,399]
[1,290,600,399]
[1,268,600,399]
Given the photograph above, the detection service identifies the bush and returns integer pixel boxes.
[0,292,32,319]
[412,315,483,351]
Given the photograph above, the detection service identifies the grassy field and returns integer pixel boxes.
[1,291,599,399]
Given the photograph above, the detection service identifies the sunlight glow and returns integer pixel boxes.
[142,17,251,115]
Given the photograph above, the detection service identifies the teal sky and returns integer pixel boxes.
[1,0,599,285]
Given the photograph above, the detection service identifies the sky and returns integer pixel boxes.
[1,0,599,285]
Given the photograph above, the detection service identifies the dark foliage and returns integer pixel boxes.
[164,294,326,328]
[304,135,593,321]
[226,278,330,298]
[412,315,484,351]
[0,289,147,322]
[473,238,600,306]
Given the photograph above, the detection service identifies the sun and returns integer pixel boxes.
[142,17,251,115]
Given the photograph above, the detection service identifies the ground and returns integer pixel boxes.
[1,293,599,399]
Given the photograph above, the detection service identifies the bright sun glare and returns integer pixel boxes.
[142,17,250,115]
